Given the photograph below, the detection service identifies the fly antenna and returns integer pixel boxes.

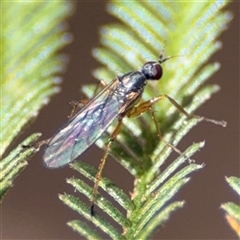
[159,54,185,64]
[158,45,185,64]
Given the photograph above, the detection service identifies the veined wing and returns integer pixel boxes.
[43,80,121,168]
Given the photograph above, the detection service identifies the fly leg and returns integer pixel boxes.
[93,79,108,93]
[127,94,226,162]
[91,116,123,216]
[22,137,51,150]
[157,95,226,127]
[23,100,90,149]
[68,99,89,119]
[68,80,108,119]
[128,94,226,127]
[127,97,192,162]
[23,99,90,149]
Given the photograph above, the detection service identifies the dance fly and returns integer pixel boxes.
[42,54,226,214]
[43,54,168,168]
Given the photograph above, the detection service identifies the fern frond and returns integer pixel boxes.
[0,133,41,202]
[221,176,240,238]
[60,1,232,239]
[1,2,74,201]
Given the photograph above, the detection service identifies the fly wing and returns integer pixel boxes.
[43,80,120,168]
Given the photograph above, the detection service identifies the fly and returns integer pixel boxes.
[41,53,226,215]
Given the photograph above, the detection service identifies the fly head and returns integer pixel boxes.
[141,61,163,80]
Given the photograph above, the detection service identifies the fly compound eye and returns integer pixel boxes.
[142,61,163,80]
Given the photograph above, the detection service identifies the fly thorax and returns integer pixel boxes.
[119,71,147,95]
